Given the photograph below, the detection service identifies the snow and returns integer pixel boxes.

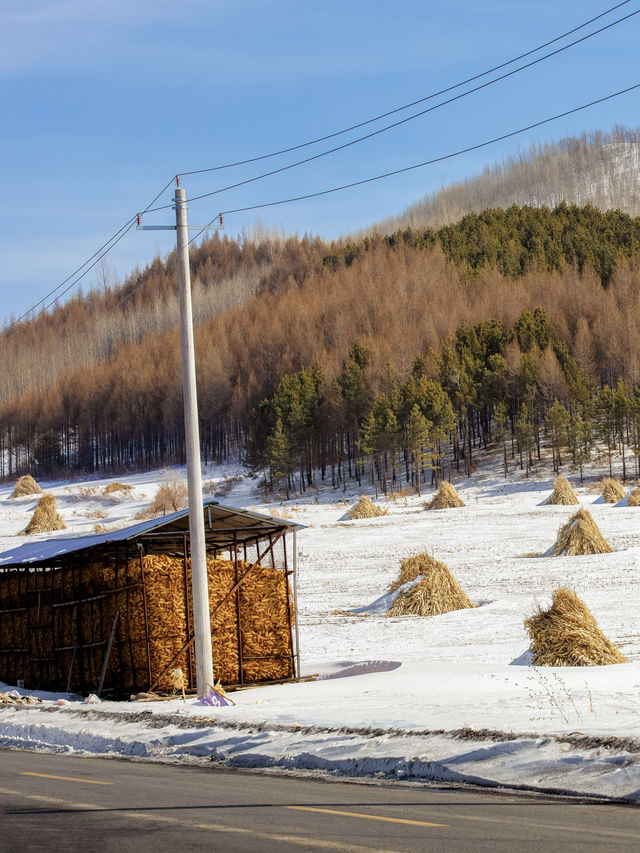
[1,462,640,801]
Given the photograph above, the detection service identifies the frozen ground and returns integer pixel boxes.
[1,460,640,801]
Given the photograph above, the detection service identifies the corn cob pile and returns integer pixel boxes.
[0,552,294,693]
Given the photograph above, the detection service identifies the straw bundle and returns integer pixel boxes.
[549,509,613,556]
[524,587,627,666]
[426,481,465,510]
[390,553,440,593]
[602,478,625,503]
[21,494,66,534]
[388,554,473,616]
[10,475,43,498]
[545,476,578,505]
[347,496,387,519]
[627,487,640,507]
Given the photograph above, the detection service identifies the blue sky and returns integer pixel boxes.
[1,0,639,321]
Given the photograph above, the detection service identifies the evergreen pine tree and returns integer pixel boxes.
[406,404,431,495]
[266,417,293,499]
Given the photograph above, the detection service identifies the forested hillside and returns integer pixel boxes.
[375,127,640,233]
[0,233,328,404]
[3,202,640,492]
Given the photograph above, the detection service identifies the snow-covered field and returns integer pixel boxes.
[1,461,640,802]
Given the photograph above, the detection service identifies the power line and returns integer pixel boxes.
[5,178,176,331]
[146,5,640,219]
[29,79,640,324]
[9,218,134,327]
[6,2,637,326]
[37,223,138,318]
[177,0,634,178]
[212,82,640,219]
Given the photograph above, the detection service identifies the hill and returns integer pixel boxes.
[373,127,640,233]
[2,203,640,489]
[3,129,640,485]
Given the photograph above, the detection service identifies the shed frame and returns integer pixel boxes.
[0,500,303,697]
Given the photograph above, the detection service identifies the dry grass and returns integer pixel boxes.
[22,494,66,535]
[425,481,465,510]
[347,496,388,519]
[72,509,108,519]
[550,509,613,556]
[524,587,627,666]
[103,481,133,496]
[602,478,626,504]
[267,507,294,520]
[545,476,578,505]
[10,475,43,498]
[138,475,188,518]
[93,522,122,534]
[388,488,413,502]
[76,485,101,499]
[203,473,242,497]
[584,478,605,494]
[388,554,473,617]
[627,487,640,507]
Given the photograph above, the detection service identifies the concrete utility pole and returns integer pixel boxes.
[174,187,214,695]
[137,186,222,696]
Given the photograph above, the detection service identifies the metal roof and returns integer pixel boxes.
[0,499,304,568]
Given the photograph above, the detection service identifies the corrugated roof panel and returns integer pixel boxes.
[0,500,304,567]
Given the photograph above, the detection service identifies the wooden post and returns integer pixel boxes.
[233,533,244,685]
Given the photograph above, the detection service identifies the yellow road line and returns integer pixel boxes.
[0,786,400,853]
[20,772,113,786]
[287,805,446,827]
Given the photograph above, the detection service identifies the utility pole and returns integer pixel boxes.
[174,187,213,696]
[138,186,222,696]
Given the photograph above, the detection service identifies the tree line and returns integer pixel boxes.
[2,205,640,485]
[250,310,640,497]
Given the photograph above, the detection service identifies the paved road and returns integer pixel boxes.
[0,750,638,852]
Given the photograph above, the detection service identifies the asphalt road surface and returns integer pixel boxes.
[0,750,638,852]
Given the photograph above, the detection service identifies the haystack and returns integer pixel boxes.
[426,481,464,510]
[347,495,387,520]
[10,475,43,499]
[549,509,612,556]
[627,487,640,507]
[22,494,66,534]
[524,587,627,666]
[545,476,578,505]
[388,554,473,616]
[602,478,625,504]
[390,553,440,593]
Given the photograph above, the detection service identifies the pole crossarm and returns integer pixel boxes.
[136,225,223,231]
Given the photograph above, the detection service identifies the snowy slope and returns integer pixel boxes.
[1,463,640,800]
